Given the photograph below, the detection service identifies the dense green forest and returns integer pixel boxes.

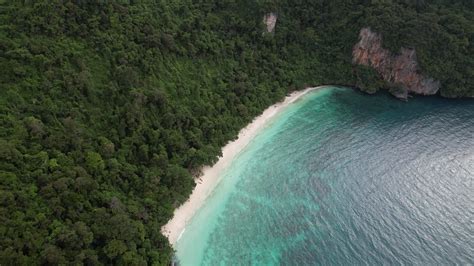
[0,0,472,264]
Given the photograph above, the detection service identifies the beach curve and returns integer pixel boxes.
[161,86,327,245]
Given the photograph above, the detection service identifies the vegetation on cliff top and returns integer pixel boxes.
[0,0,472,264]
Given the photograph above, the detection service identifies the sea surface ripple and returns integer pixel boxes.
[176,87,474,265]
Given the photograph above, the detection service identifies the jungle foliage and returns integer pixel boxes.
[0,0,472,264]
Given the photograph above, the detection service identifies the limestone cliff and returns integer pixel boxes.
[353,28,440,99]
[263,13,277,33]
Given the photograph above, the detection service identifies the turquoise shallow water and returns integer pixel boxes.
[175,87,474,265]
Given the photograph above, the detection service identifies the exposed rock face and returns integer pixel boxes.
[263,13,277,33]
[353,28,440,99]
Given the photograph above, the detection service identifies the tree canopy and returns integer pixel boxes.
[0,0,472,264]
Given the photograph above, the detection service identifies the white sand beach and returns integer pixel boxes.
[161,86,326,245]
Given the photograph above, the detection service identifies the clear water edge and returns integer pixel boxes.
[175,87,474,265]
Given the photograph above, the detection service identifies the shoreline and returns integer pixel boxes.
[161,86,327,245]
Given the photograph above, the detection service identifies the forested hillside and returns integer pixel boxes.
[0,1,472,264]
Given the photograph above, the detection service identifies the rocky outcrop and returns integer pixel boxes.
[263,13,277,33]
[353,28,440,99]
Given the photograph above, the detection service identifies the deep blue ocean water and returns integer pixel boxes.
[175,87,474,265]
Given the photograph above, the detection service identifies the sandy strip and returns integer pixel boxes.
[161,86,326,245]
